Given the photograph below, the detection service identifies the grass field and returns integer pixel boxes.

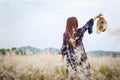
[0,53,120,80]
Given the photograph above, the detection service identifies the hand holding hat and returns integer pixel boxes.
[93,13,103,21]
[96,14,107,34]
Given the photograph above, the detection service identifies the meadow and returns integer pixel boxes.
[0,53,120,80]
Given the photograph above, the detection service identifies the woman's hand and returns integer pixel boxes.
[96,13,103,18]
[93,13,103,21]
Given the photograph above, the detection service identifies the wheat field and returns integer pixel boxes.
[0,53,120,80]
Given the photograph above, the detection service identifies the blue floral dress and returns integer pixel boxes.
[61,19,94,79]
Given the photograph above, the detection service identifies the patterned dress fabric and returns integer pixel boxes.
[61,19,94,80]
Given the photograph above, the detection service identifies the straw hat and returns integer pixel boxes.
[96,17,107,34]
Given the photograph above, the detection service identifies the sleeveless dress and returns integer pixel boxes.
[61,19,94,80]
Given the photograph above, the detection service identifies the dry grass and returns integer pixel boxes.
[0,53,120,80]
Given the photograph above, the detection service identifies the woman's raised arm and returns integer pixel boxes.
[77,13,104,35]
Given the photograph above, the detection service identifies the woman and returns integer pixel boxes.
[61,13,103,80]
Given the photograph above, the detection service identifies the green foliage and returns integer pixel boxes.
[0,48,6,55]
[55,66,65,75]
[98,66,114,80]
[0,47,27,55]
[55,65,66,80]
[12,47,17,51]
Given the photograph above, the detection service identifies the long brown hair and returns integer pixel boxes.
[64,17,78,48]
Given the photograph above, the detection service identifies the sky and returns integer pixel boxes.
[0,0,120,51]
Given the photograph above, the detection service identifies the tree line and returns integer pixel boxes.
[0,47,26,55]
